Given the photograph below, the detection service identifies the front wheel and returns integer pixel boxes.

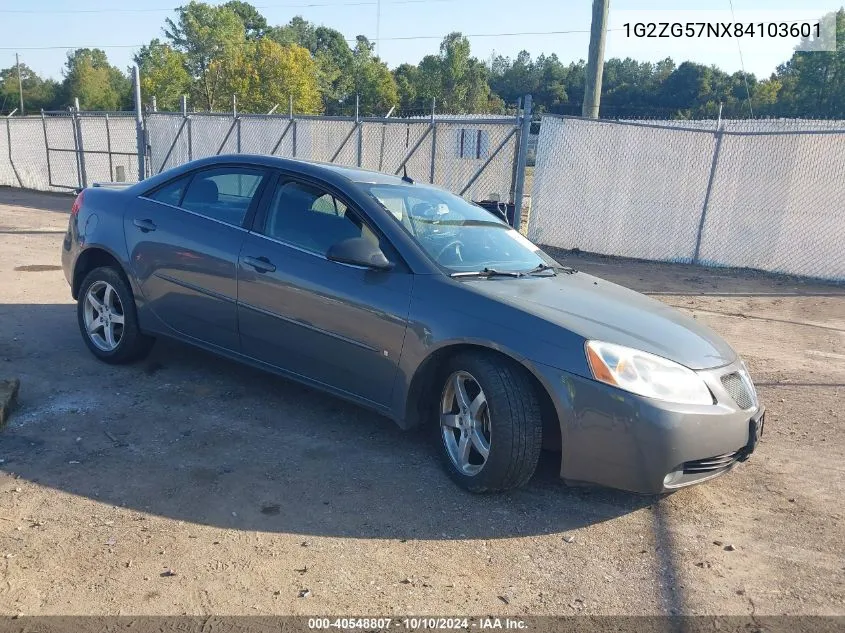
[437,352,543,493]
[77,266,154,364]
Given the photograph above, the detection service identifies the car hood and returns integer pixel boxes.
[462,271,737,370]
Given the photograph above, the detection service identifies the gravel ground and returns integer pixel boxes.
[0,187,843,617]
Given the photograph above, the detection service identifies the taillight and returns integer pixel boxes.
[71,190,85,216]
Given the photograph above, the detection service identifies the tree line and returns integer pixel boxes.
[1,2,843,119]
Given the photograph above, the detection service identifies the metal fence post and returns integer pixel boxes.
[40,109,52,188]
[73,97,88,188]
[429,98,437,183]
[5,116,22,188]
[511,94,532,230]
[693,124,725,263]
[356,94,363,167]
[182,95,192,161]
[133,66,146,182]
[105,113,114,181]
[234,94,241,153]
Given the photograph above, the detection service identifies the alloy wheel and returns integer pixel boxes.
[82,280,125,352]
[440,370,491,476]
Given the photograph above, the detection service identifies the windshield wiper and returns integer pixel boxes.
[525,263,578,276]
[450,267,524,279]
[524,263,557,276]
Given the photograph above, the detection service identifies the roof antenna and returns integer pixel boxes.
[401,164,414,184]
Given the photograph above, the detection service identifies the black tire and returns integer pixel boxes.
[77,266,154,364]
[435,351,543,493]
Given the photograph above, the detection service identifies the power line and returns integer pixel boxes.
[0,0,456,14]
[728,0,754,118]
[379,28,597,41]
[0,28,608,50]
[1,44,144,50]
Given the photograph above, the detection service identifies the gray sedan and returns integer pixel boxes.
[61,155,764,494]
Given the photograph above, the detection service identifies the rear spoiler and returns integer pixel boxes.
[92,182,133,189]
[73,182,133,195]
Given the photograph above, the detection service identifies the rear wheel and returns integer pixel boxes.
[77,266,153,364]
[437,352,543,492]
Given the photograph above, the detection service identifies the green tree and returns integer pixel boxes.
[773,9,845,118]
[267,16,317,51]
[61,48,130,110]
[223,1,268,39]
[165,1,245,111]
[414,55,442,105]
[750,77,782,116]
[134,39,191,111]
[534,54,569,112]
[349,37,398,115]
[400,33,497,114]
[0,63,60,114]
[226,38,322,113]
[313,26,355,114]
[489,50,536,106]
[268,18,354,114]
[393,63,420,111]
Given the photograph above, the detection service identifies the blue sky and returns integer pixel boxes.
[0,0,839,80]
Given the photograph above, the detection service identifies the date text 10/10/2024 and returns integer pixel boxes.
[307,617,528,630]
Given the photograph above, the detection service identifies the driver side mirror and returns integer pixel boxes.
[327,237,394,271]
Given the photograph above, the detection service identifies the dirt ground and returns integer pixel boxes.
[0,187,843,617]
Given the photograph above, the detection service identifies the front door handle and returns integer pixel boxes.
[133,218,157,232]
[243,256,276,273]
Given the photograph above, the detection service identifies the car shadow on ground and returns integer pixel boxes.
[0,303,654,540]
[0,186,74,213]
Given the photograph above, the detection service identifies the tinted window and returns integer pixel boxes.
[180,167,265,226]
[311,194,348,216]
[263,181,378,255]
[147,175,191,206]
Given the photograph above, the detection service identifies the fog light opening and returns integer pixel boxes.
[663,470,683,487]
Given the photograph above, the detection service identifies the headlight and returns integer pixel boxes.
[585,340,714,405]
[738,359,759,407]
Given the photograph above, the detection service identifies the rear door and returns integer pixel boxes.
[127,165,268,351]
[236,176,413,407]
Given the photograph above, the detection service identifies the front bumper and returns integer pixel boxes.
[534,361,764,494]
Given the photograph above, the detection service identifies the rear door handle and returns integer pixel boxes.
[133,218,157,232]
[243,256,276,273]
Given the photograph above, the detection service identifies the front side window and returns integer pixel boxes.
[179,167,265,226]
[146,175,191,206]
[366,184,549,273]
[262,181,379,256]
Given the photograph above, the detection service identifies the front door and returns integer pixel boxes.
[236,178,412,407]
[126,166,268,351]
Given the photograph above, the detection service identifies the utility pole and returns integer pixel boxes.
[375,0,381,57]
[582,0,609,118]
[133,66,145,182]
[16,53,24,115]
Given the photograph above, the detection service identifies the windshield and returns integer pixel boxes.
[365,184,551,273]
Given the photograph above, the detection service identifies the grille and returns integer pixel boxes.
[721,372,754,409]
[683,450,740,475]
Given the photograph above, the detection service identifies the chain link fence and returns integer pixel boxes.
[8,101,843,282]
[0,112,139,192]
[146,112,523,204]
[528,115,845,281]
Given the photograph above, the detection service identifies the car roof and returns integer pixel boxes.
[212,154,412,187]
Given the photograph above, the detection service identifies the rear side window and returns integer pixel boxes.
[180,167,265,227]
[147,175,191,206]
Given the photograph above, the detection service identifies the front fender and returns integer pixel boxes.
[390,275,587,429]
